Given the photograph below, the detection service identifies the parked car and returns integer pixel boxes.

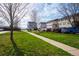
[60,27,79,33]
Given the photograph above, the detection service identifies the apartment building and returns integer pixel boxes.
[38,22,47,31]
[27,22,37,30]
[58,18,72,28]
[27,13,79,33]
[46,19,59,31]
[46,15,79,33]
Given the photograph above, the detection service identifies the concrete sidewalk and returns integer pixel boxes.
[0,31,9,34]
[23,30,79,56]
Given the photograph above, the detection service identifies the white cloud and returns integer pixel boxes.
[37,4,60,22]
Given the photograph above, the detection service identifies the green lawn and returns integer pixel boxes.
[33,31,79,49]
[0,31,71,56]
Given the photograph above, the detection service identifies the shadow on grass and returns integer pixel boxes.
[10,40,24,56]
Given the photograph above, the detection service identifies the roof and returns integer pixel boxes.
[46,19,59,23]
[28,21,36,23]
[46,13,79,23]
[40,22,46,24]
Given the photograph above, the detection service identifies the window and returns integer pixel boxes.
[59,23,62,25]
[67,22,70,25]
[63,22,66,25]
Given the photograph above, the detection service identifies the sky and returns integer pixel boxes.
[0,3,62,29]
[27,3,62,22]
[19,3,63,29]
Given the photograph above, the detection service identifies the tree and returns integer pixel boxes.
[30,10,37,22]
[0,20,4,26]
[57,3,79,28]
[0,3,29,42]
[30,10,38,30]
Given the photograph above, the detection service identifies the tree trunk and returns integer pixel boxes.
[10,21,13,42]
[10,4,14,42]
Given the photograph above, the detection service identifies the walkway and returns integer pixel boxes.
[0,31,9,34]
[23,30,79,56]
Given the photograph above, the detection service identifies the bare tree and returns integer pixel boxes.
[57,3,79,28]
[0,20,4,28]
[30,10,38,30]
[0,3,29,42]
[30,10,37,22]
[0,20,4,25]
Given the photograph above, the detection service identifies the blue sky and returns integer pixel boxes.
[19,3,63,28]
[30,3,62,22]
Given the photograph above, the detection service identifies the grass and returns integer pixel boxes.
[32,31,79,49]
[0,31,71,56]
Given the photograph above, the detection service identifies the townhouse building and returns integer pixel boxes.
[46,19,59,31]
[38,22,47,31]
[27,13,79,33]
[46,15,79,33]
[27,22,37,30]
